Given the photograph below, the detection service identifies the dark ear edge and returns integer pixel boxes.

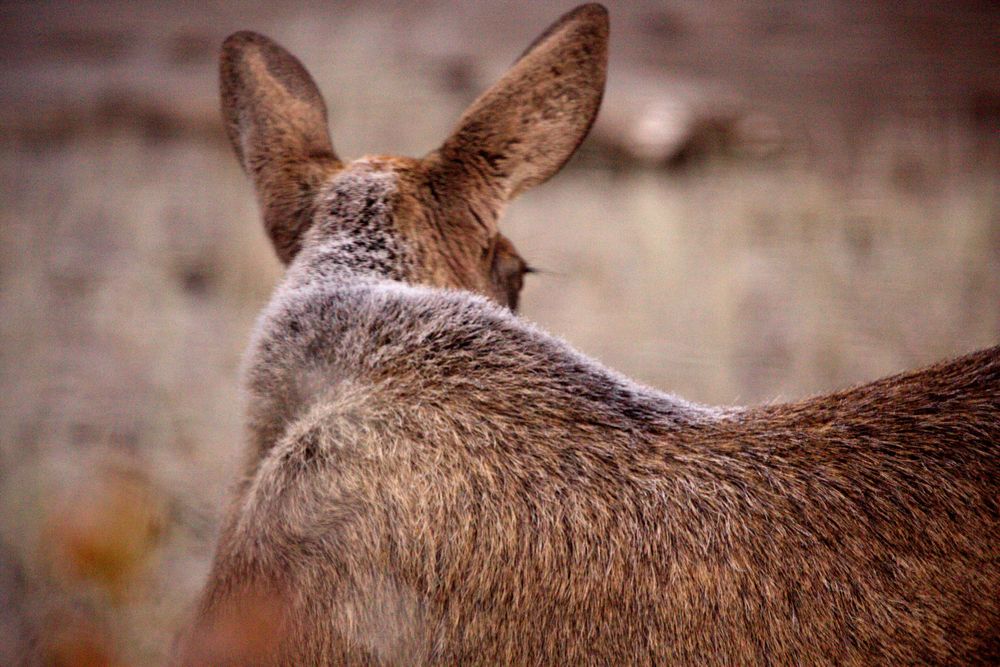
[220,31,341,263]
[511,3,608,187]
[220,31,338,171]
[515,3,607,70]
[425,3,609,213]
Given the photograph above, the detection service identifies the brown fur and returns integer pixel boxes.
[180,4,999,664]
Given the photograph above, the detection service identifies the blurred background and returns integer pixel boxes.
[1,0,997,663]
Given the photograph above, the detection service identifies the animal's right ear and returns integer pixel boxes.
[425,4,608,216]
[220,31,341,264]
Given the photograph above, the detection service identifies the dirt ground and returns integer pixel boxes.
[1,1,998,663]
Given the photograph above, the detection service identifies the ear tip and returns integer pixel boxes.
[567,3,610,31]
[221,31,275,63]
[222,30,258,52]
[575,3,609,19]
[559,4,610,73]
[514,3,609,70]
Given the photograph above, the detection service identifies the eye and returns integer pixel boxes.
[487,235,529,310]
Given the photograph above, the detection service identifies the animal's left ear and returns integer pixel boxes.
[220,31,342,264]
[424,3,608,211]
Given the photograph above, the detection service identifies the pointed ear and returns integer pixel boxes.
[220,31,342,264]
[426,4,608,209]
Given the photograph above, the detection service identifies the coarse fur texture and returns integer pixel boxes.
[181,4,1000,665]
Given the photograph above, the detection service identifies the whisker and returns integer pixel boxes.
[523,264,564,278]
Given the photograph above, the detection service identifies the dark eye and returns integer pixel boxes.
[503,266,522,311]
[487,234,530,311]
[487,255,519,310]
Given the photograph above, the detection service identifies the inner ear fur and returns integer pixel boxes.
[220,31,342,264]
[426,3,608,208]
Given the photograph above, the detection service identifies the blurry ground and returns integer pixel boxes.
[1,1,998,664]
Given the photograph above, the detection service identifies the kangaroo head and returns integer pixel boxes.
[220,4,608,310]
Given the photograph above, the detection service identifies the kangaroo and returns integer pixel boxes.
[180,4,999,665]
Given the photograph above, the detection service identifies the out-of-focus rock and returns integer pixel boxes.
[589,72,783,168]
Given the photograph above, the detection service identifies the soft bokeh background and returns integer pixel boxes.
[1,1,998,663]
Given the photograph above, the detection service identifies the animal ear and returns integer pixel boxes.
[425,4,608,209]
[220,31,342,264]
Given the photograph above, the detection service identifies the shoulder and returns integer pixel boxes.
[246,276,725,439]
[250,276,560,373]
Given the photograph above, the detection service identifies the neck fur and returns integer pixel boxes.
[289,167,415,288]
